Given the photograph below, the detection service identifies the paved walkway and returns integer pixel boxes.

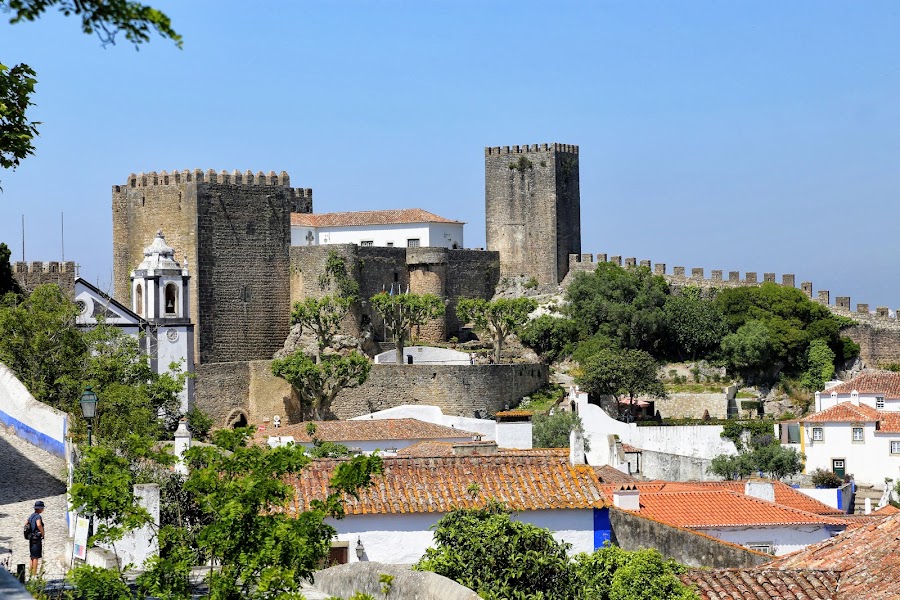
[0,427,69,579]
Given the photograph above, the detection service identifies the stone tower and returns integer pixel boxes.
[485,143,581,285]
[112,169,312,364]
[130,230,195,412]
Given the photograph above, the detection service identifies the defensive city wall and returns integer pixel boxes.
[12,261,76,295]
[565,253,900,366]
[195,359,548,427]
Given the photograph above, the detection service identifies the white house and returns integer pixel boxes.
[290,208,464,249]
[262,418,479,454]
[815,372,900,413]
[291,453,614,564]
[789,401,900,485]
[74,231,195,412]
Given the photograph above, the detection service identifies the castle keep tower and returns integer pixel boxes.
[485,143,581,285]
[112,170,313,364]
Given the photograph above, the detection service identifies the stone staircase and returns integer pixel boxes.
[851,483,884,514]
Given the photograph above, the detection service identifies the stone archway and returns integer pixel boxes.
[225,409,249,429]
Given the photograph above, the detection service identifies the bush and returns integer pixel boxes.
[520,315,580,362]
[533,411,590,451]
[67,565,132,600]
[740,400,760,413]
[810,468,844,488]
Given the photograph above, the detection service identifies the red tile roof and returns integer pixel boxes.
[616,490,847,528]
[289,455,609,515]
[874,503,900,515]
[621,443,641,453]
[395,440,568,458]
[683,569,840,600]
[824,372,900,398]
[764,513,900,599]
[802,402,879,423]
[261,418,476,443]
[877,411,900,433]
[598,481,845,516]
[494,409,534,418]
[291,208,463,228]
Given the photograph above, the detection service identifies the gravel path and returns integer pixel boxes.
[0,427,69,578]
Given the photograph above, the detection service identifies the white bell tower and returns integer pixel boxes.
[130,231,195,413]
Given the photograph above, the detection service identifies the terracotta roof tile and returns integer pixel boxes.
[683,569,840,600]
[599,481,845,516]
[289,455,609,515]
[615,490,847,528]
[802,402,879,423]
[260,418,476,443]
[395,440,569,458]
[494,410,534,418]
[874,503,900,515]
[877,411,900,433]
[764,512,900,599]
[291,208,463,228]
[824,372,900,398]
[621,443,641,453]
[593,465,639,483]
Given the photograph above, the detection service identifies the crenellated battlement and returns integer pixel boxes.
[565,252,900,329]
[13,261,77,274]
[113,169,312,198]
[484,143,579,156]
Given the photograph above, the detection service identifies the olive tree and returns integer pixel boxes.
[369,292,445,364]
[456,297,537,364]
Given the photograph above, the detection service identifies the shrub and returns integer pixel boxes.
[524,276,539,290]
[810,468,844,488]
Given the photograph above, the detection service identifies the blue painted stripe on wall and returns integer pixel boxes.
[593,507,611,549]
[836,488,842,511]
[0,409,66,458]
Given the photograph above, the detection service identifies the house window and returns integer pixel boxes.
[747,543,774,555]
[360,240,374,247]
[812,427,824,441]
[386,242,394,247]
[135,283,143,317]
[852,427,864,442]
[877,397,885,409]
[164,283,178,315]
[407,238,420,247]
[891,441,900,454]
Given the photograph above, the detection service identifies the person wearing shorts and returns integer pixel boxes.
[27,500,45,576]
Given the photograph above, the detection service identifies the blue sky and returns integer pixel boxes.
[1,1,899,307]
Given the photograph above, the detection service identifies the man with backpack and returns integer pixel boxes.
[24,500,45,576]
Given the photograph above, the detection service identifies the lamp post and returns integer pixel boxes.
[79,386,98,540]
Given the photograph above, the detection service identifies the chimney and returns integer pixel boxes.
[569,428,586,465]
[744,478,775,503]
[452,441,499,456]
[612,484,640,511]
[495,410,533,449]
[814,391,822,412]
[851,390,860,407]
[173,418,192,476]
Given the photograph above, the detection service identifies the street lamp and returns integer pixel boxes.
[79,386,98,541]
[79,386,98,450]
[355,537,365,560]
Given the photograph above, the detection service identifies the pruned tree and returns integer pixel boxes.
[456,297,537,364]
[271,350,371,420]
[369,292,445,364]
[290,295,353,364]
[576,347,665,417]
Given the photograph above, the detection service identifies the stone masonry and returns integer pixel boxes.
[112,170,312,364]
[485,144,581,286]
[12,261,76,295]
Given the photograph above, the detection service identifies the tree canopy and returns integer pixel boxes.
[576,347,665,415]
[369,292,445,364]
[456,297,536,363]
[271,350,370,420]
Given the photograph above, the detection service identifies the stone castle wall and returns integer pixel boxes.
[289,245,499,343]
[485,144,580,286]
[565,252,900,367]
[12,261,76,295]
[112,170,312,363]
[656,392,730,419]
[196,360,548,426]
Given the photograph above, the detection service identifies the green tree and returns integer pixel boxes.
[66,565,133,600]
[573,544,697,600]
[707,453,755,480]
[456,297,537,364]
[710,422,804,481]
[415,500,579,600]
[271,350,371,420]
[800,339,836,391]
[0,283,84,406]
[0,242,23,296]
[0,0,181,186]
[290,295,353,364]
[533,410,590,451]
[749,443,805,481]
[576,348,666,417]
[565,262,669,354]
[369,292,445,364]
[663,289,727,360]
[720,320,772,379]
[165,432,384,599]
[518,314,580,362]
